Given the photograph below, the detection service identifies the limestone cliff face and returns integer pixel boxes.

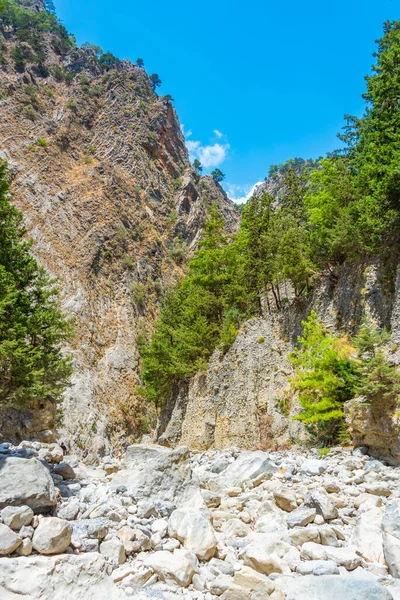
[160,262,400,453]
[0,2,238,448]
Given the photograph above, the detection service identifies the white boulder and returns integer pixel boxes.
[169,506,217,560]
[32,517,72,555]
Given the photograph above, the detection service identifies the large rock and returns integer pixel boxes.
[0,457,56,513]
[0,523,22,555]
[109,445,200,504]
[32,517,72,555]
[344,396,400,465]
[168,506,217,560]
[212,451,277,491]
[351,507,385,564]
[280,575,393,600]
[143,548,198,587]
[382,499,400,576]
[0,553,122,599]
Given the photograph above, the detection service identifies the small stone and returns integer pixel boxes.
[301,459,328,476]
[287,506,316,528]
[57,502,79,521]
[296,559,339,576]
[1,505,33,529]
[16,538,33,556]
[151,518,168,537]
[274,489,297,512]
[19,525,34,539]
[100,538,126,565]
[0,523,22,555]
[220,566,276,600]
[208,574,232,595]
[143,548,198,587]
[54,462,76,480]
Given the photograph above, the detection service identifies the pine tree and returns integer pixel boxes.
[0,161,72,408]
[193,159,202,174]
[211,169,225,183]
[289,311,357,445]
[149,73,162,91]
[141,207,234,406]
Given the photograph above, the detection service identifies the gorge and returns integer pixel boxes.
[0,1,400,599]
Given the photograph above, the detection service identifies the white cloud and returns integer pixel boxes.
[198,143,230,168]
[186,138,230,169]
[224,181,264,204]
[185,129,230,169]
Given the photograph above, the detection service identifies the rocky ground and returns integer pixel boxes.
[1,441,400,599]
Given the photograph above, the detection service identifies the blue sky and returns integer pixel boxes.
[54,0,398,202]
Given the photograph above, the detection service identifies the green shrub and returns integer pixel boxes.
[37,138,48,148]
[53,65,64,82]
[23,104,36,120]
[172,177,182,190]
[131,282,147,310]
[169,236,186,264]
[122,255,134,269]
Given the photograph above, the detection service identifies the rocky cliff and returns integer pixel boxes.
[160,261,400,460]
[0,0,238,450]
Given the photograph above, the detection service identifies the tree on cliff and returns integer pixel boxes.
[0,161,73,408]
[211,169,225,183]
[193,159,202,174]
[43,0,56,13]
[149,73,162,91]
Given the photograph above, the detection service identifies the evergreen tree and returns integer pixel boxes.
[136,58,144,67]
[140,207,247,407]
[289,311,357,446]
[211,169,225,183]
[43,0,56,14]
[0,161,72,408]
[149,73,162,91]
[193,159,202,174]
[99,52,120,70]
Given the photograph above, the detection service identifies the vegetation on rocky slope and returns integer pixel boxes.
[0,0,238,446]
[288,312,400,446]
[141,21,400,435]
